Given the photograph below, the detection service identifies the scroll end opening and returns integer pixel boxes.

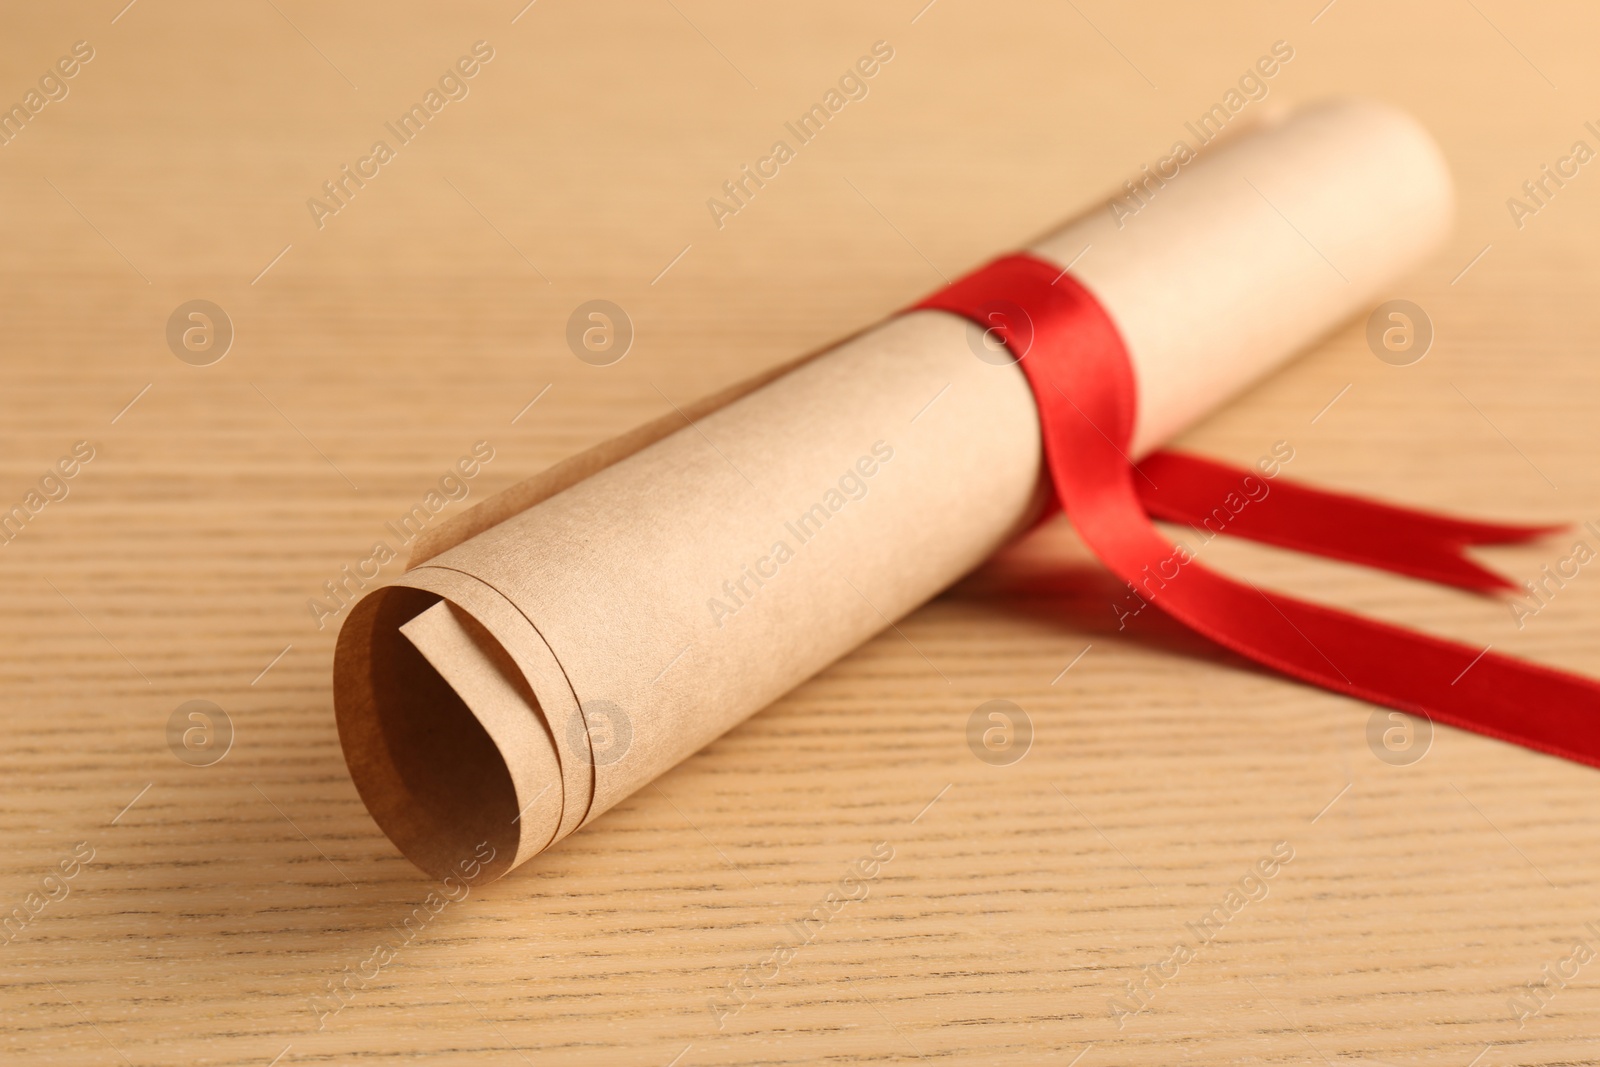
[334,585,522,884]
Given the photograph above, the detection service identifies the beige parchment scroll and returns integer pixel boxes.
[334,99,1453,881]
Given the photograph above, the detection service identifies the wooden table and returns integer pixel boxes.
[5,2,1600,1063]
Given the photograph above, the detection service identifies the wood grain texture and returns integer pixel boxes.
[3,2,1600,1064]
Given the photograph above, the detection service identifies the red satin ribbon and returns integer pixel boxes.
[1133,451,1562,595]
[915,253,1600,769]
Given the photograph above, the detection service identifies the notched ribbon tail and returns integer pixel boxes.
[1134,449,1566,596]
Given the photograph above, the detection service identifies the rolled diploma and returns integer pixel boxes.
[335,99,1452,881]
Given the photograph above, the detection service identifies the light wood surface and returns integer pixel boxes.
[5,2,1600,1064]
